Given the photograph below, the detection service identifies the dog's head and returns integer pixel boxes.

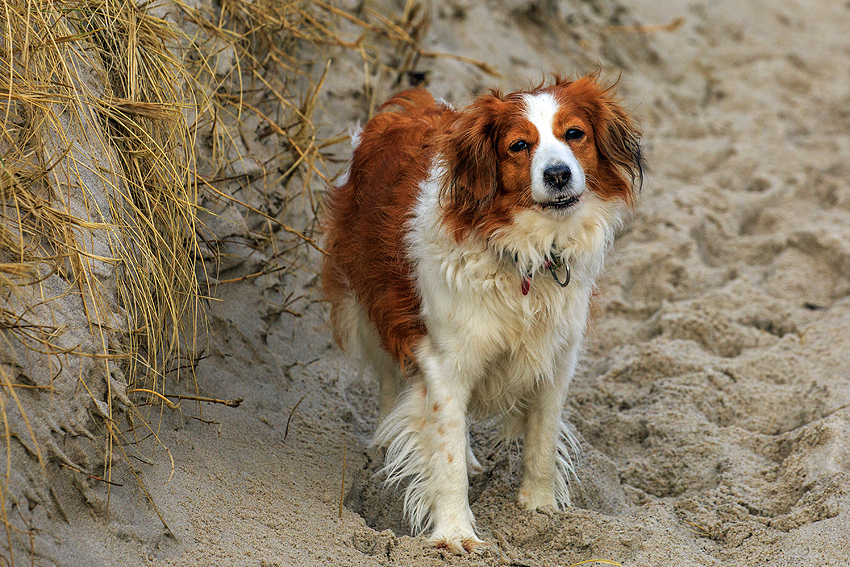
[439,74,643,239]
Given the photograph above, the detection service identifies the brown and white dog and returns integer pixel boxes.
[323,74,642,553]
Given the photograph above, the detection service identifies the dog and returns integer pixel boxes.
[322,74,642,553]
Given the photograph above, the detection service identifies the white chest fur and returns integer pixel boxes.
[404,163,621,413]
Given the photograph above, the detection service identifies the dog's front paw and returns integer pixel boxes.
[431,532,489,555]
[518,485,556,511]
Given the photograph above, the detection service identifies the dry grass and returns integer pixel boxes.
[0,0,198,559]
[178,0,498,258]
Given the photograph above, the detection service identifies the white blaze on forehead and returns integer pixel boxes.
[521,92,586,203]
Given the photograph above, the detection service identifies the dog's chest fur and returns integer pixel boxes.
[405,163,620,417]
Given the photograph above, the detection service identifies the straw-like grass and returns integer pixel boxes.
[0,0,198,559]
[177,0,498,260]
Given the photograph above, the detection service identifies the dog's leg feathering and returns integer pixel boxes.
[373,347,487,554]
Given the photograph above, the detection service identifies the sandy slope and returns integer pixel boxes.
[34,0,850,565]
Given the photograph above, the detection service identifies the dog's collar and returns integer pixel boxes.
[512,252,571,296]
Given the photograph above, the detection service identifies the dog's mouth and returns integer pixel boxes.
[540,194,581,211]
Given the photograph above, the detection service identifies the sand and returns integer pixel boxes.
[22,0,850,565]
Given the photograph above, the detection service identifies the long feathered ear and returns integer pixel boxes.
[596,95,644,203]
[438,94,506,222]
[562,75,644,206]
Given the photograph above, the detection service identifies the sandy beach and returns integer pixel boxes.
[14,0,850,565]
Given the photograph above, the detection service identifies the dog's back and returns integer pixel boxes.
[322,89,454,366]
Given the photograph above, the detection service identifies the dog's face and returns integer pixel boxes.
[440,75,642,238]
[504,90,592,214]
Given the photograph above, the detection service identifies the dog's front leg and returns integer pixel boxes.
[419,349,486,553]
[518,374,577,511]
[375,342,485,554]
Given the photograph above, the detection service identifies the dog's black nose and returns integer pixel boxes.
[543,164,572,191]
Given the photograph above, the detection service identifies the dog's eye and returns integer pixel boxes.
[565,128,585,140]
[509,140,530,152]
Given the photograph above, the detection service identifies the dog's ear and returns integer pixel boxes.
[439,93,506,211]
[562,75,644,205]
[595,94,644,203]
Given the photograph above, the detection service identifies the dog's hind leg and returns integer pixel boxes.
[363,334,404,421]
[336,295,406,420]
[466,432,483,475]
